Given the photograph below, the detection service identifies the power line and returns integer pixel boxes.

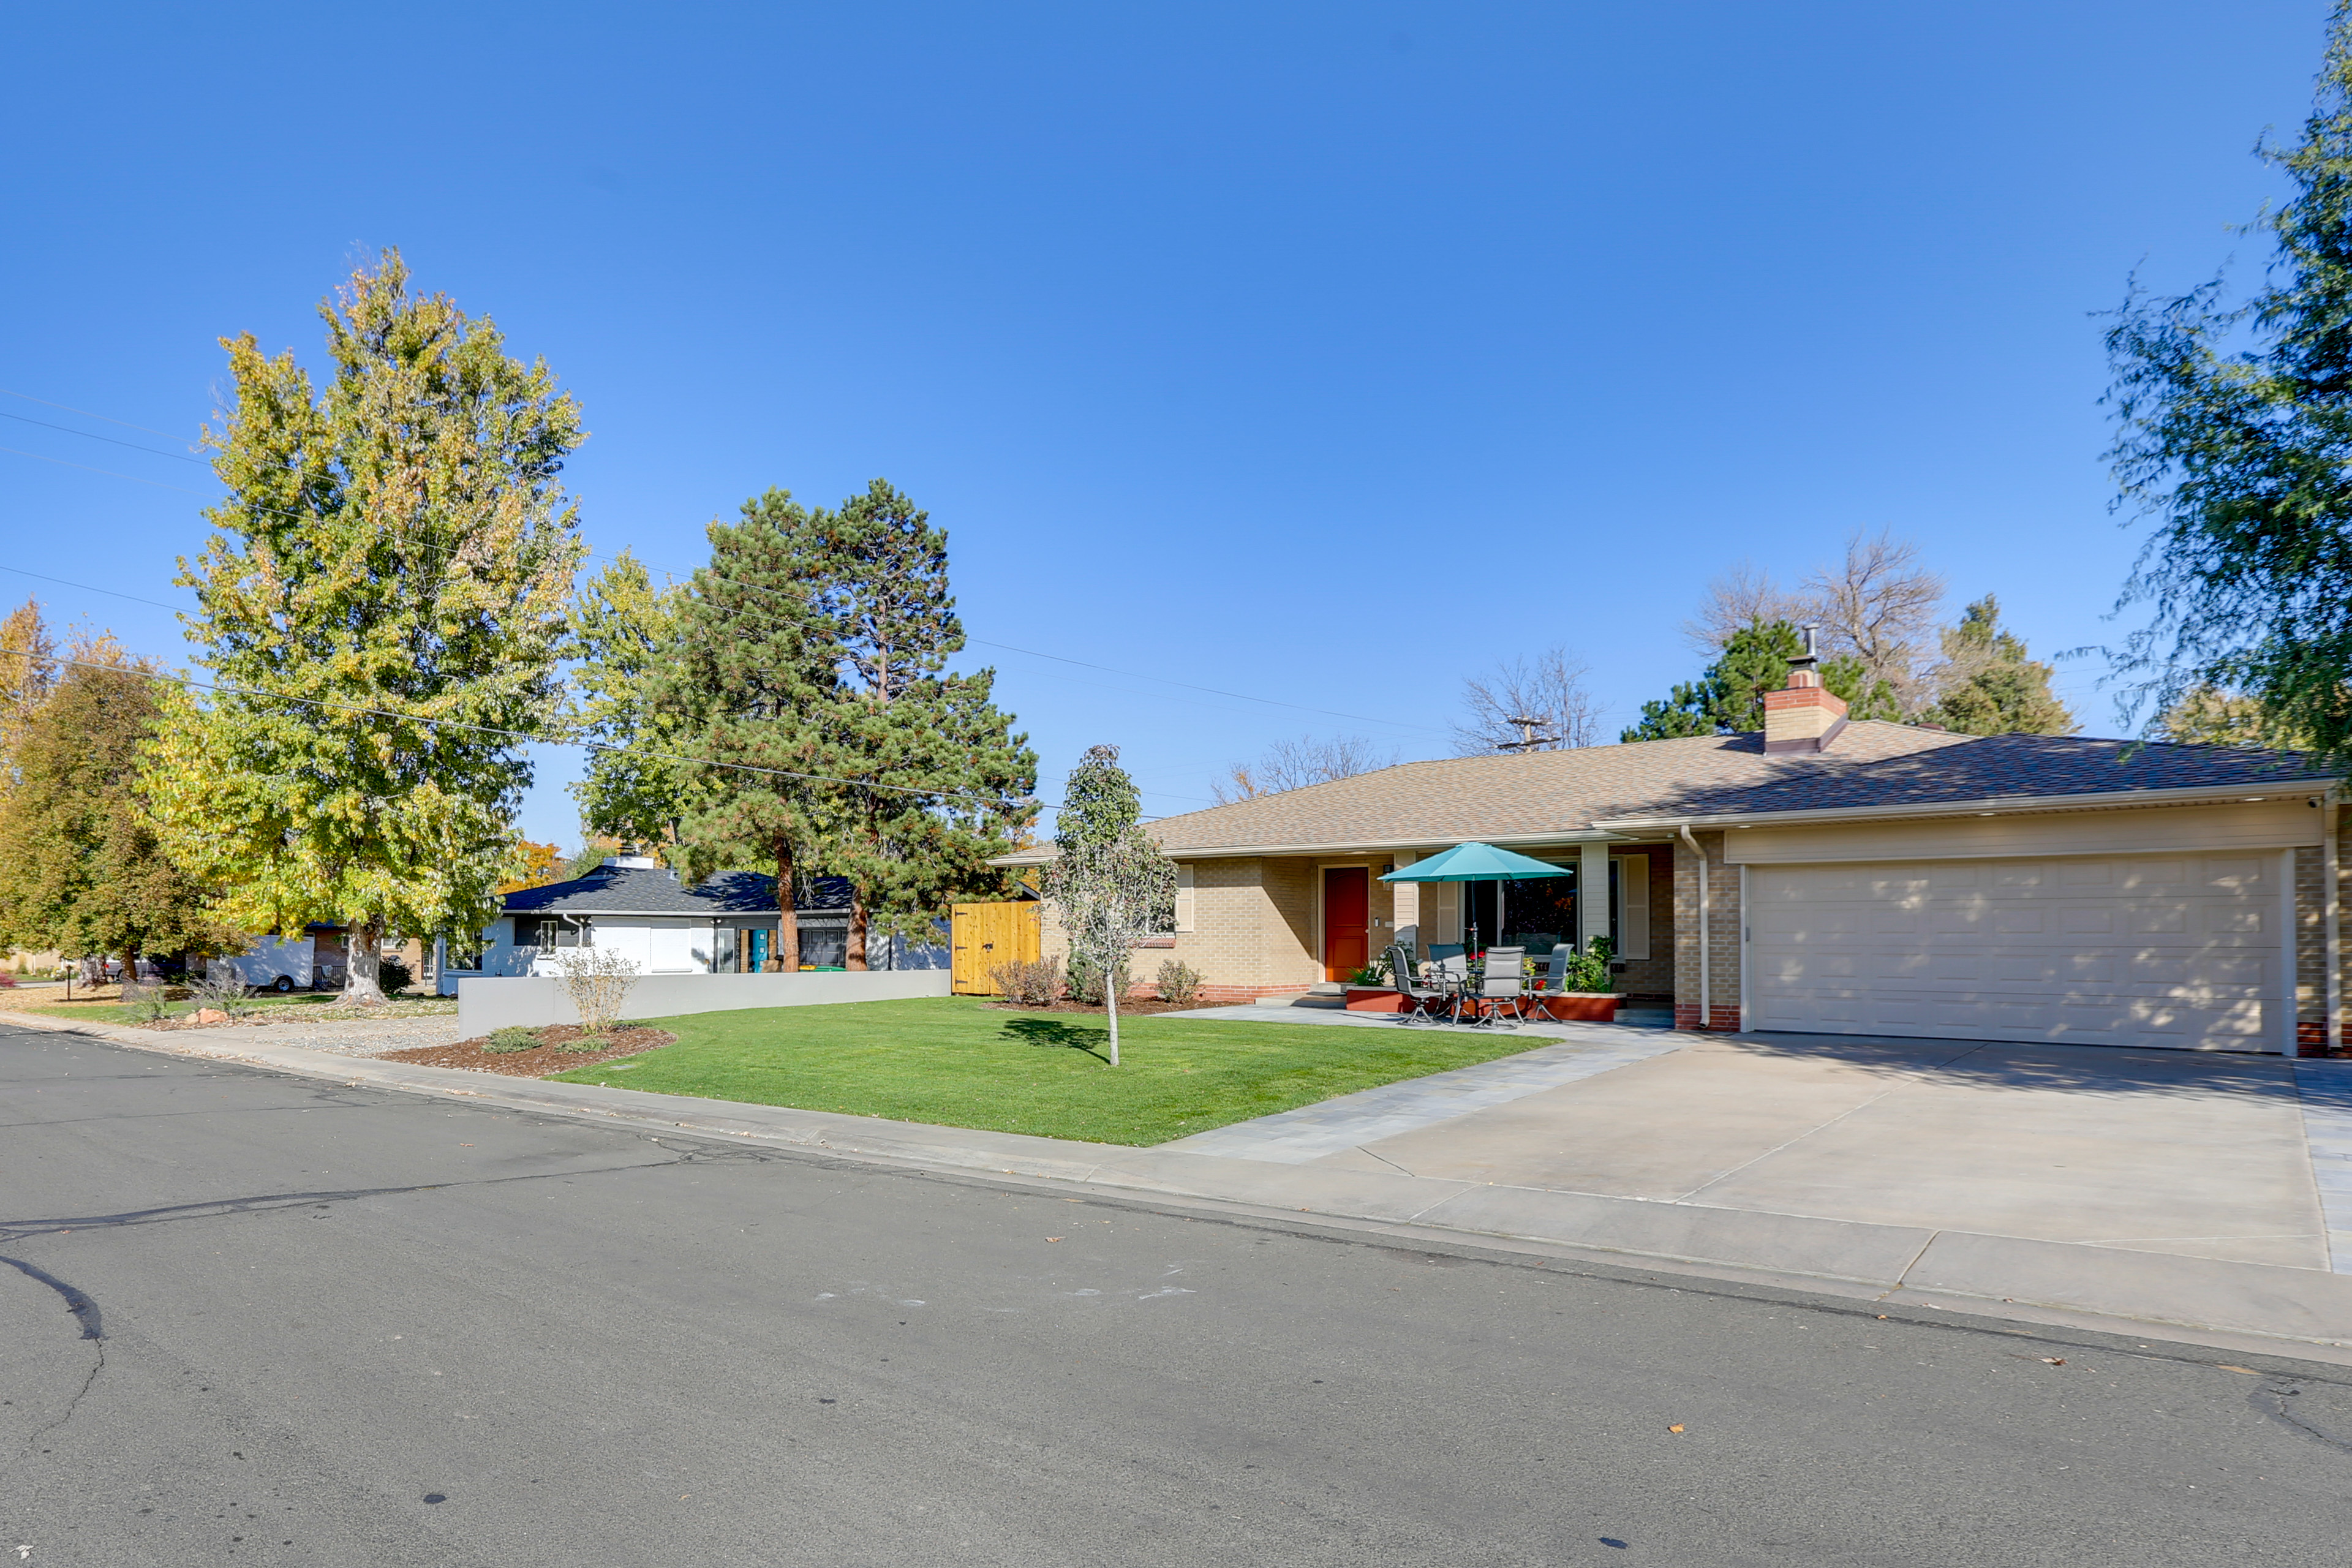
[0,409,209,466]
[0,386,187,440]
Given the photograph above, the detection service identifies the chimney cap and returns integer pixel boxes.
[1792,622,1820,672]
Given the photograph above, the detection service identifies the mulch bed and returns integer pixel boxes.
[981,997,1204,1016]
[380,1024,677,1077]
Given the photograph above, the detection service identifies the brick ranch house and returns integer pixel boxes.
[1000,658,2351,1057]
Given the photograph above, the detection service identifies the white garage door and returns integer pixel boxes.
[1747,852,2291,1052]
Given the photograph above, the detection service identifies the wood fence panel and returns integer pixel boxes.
[951,902,1041,994]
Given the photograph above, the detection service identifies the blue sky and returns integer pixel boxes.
[0,1,2334,845]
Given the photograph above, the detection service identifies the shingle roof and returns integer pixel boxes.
[1602,733,2337,822]
[1131,722,1973,854]
[499,867,853,916]
[1072,724,2340,859]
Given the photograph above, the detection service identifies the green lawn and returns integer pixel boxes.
[545,995,1542,1146]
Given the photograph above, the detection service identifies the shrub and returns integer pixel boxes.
[989,955,1065,1008]
[553,945,641,1032]
[378,955,415,995]
[1154,959,1202,1006]
[557,1033,611,1054]
[120,982,172,1022]
[190,967,257,1019]
[1561,937,1615,994]
[1066,952,1130,1006]
[482,1026,541,1054]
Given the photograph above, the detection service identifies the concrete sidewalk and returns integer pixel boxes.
[10,1006,2352,1363]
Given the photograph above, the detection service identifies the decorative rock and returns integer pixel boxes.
[191,1008,230,1025]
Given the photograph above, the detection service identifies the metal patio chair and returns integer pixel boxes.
[1385,944,1449,1025]
[1455,945,1528,1027]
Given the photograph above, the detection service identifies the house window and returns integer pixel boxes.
[442,935,486,971]
[514,916,583,951]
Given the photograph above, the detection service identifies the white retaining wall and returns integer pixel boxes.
[457,970,954,1035]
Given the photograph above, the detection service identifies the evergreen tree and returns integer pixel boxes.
[0,636,230,972]
[145,251,582,1003]
[662,488,840,971]
[813,481,1036,967]
[1925,597,2076,736]
[2105,4,2352,760]
[568,551,689,853]
[1621,620,1898,741]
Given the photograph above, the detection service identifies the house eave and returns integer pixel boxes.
[1591,777,2343,834]
[988,828,1659,867]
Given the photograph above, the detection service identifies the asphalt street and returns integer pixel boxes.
[2,1021,2348,1567]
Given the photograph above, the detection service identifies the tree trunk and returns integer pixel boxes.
[775,836,801,973]
[1104,948,1121,1067]
[342,919,386,1005]
[846,895,869,971]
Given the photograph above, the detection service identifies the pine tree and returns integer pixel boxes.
[813,481,1036,967]
[569,551,689,853]
[662,488,840,971]
[1926,597,2076,736]
[0,636,230,972]
[145,251,582,1003]
[1621,620,1899,741]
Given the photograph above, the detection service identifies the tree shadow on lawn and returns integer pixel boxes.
[999,1016,1112,1065]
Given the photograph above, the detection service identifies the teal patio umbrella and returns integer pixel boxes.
[1381,842,1572,952]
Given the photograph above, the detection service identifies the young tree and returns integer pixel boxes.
[662,488,840,972]
[1041,745,1175,1068]
[1923,597,2076,736]
[1449,646,1603,755]
[568,550,689,853]
[0,636,230,974]
[1622,620,1898,741]
[146,250,582,1003]
[1213,734,1396,802]
[812,480,1037,967]
[2104,5,2352,760]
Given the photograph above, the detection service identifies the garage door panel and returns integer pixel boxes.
[1749,852,2288,1052]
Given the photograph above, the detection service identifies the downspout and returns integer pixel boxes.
[1680,824,1709,1031]
[2328,787,2342,1057]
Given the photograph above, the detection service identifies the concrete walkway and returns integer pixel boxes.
[10,1005,2352,1362]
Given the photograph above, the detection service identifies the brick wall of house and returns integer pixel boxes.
[1671,831,1743,1032]
[1262,857,1321,992]
[1614,850,1677,1001]
[1039,855,1324,1001]
[2294,807,2352,1057]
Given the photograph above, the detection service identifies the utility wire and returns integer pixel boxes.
[1,386,187,440]
[0,409,209,466]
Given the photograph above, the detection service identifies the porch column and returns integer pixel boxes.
[1390,852,1419,954]
[1578,841,1611,952]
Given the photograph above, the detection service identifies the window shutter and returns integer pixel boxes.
[1616,854,1650,960]
[1430,881,1461,944]
[1174,864,1196,933]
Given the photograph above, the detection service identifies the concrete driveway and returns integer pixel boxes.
[1290,1035,2343,1272]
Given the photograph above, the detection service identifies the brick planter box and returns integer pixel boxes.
[1529,993,1624,1023]
[1342,987,1411,1012]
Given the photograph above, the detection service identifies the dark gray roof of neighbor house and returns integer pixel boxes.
[1600,733,2338,823]
[1001,723,2342,861]
[500,865,853,917]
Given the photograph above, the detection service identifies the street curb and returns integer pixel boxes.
[9,1006,2351,1363]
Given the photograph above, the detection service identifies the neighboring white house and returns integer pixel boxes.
[436,856,945,995]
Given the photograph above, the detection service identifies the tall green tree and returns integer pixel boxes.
[1924,596,2076,737]
[568,550,688,853]
[1041,745,1174,1067]
[1621,620,1896,741]
[146,251,582,1003]
[662,488,840,971]
[812,481,1036,967]
[0,636,231,973]
[2105,4,2352,760]
[1,597,59,794]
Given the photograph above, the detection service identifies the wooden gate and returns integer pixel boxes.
[951,902,1041,994]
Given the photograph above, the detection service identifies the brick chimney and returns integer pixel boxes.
[1762,624,1847,754]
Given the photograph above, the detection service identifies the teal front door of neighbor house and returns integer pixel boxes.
[750,929,771,970]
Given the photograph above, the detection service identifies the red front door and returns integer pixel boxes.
[1324,867,1369,981]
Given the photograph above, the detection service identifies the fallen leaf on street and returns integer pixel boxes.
[2040,1358,2065,1366]
[2217,1366,2260,1375]
[1667,1425,1684,1434]
[1046,1237,1064,1242]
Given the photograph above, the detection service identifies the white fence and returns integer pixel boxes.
[456,969,954,1035]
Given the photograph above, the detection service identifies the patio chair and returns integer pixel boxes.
[1455,945,1528,1027]
[1384,944,1449,1024]
[1427,944,1468,982]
